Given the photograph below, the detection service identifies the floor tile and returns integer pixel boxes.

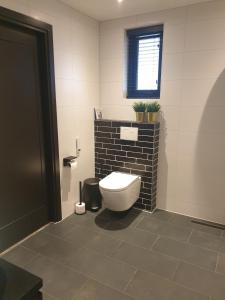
[126,270,209,300]
[63,247,136,291]
[151,209,175,222]
[105,221,158,249]
[174,262,225,300]
[191,222,223,237]
[43,220,77,238]
[96,208,144,228]
[169,214,223,236]
[42,291,58,300]
[137,216,191,242]
[53,211,109,234]
[153,237,217,271]
[62,224,101,248]
[21,231,79,261]
[5,208,224,300]
[2,245,38,268]
[112,242,179,280]
[74,279,134,300]
[84,233,122,256]
[216,253,225,275]
[189,230,225,253]
[24,255,87,300]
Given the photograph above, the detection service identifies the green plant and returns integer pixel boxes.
[132,102,146,112]
[146,101,161,112]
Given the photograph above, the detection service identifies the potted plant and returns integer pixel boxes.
[132,102,146,122]
[146,101,161,123]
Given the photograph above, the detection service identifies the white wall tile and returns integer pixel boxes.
[163,23,186,54]
[161,53,184,80]
[185,18,225,51]
[180,79,216,106]
[100,58,123,83]
[187,0,225,21]
[160,80,182,106]
[100,1,225,224]
[183,50,225,79]
[136,6,187,26]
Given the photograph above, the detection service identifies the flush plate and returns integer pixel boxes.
[120,127,138,141]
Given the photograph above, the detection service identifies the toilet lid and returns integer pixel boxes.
[99,172,140,192]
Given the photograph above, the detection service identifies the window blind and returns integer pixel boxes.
[126,25,163,99]
[137,36,160,91]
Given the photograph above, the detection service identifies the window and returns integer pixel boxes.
[126,25,163,99]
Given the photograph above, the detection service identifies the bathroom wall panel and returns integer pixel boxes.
[95,119,160,212]
[99,0,225,224]
[0,0,99,219]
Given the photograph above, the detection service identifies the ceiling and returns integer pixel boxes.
[61,0,210,21]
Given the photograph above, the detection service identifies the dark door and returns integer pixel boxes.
[0,21,49,251]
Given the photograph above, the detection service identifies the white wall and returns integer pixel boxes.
[0,0,99,218]
[100,0,225,224]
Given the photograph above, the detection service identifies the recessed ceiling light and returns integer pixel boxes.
[118,0,123,3]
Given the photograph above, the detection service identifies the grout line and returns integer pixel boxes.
[171,259,181,281]
[149,234,160,251]
[186,228,193,243]
[214,253,219,273]
[122,269,138,293]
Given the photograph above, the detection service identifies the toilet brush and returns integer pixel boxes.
[75,181,86,215]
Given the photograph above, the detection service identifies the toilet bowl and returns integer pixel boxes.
[99,172,141,211]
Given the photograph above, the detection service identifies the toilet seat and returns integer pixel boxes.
[99,172,140,192]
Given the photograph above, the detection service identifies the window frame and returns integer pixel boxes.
[126,25,164,99]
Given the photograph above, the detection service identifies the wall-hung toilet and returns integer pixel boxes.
[99,172,141,211]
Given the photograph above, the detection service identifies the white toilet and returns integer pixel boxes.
[99,172,141,211]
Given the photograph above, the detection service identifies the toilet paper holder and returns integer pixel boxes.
[63,156,77,167]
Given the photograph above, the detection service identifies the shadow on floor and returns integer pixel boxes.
[95,208,143,230]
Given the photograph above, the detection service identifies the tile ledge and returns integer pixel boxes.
[95,119,160,125]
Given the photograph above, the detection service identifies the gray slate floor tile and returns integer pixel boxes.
[153,237,217,271]
[84,233,122,256]
[2,245,38,268]
[105,221,158,249]
[54,211,110,234]
[112,242,179,280]
[216,253,225,275]
[43,220,77,238]
[24,255,87,300]
[151,209,175,222]
[63,246,136,291]
[189,230,225,253]
[74,279,134,300]
[174,262,225,300]
[125,270,209,300]
[4,208,225,300]
[21,231,79,261]
[42,291,58,300]
[96,208,144,228]
[62,224,104,249]
[169,214,223,236]
[137,216,191,242]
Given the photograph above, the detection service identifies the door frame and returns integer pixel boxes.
[0,6,62,222]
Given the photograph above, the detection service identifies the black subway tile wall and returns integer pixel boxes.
[95,119,160,212]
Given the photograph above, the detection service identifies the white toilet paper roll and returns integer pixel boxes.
[75,202,85,215]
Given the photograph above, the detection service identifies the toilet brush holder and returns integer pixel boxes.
[75,181,86,215]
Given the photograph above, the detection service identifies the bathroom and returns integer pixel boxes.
[0,0,225,299]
